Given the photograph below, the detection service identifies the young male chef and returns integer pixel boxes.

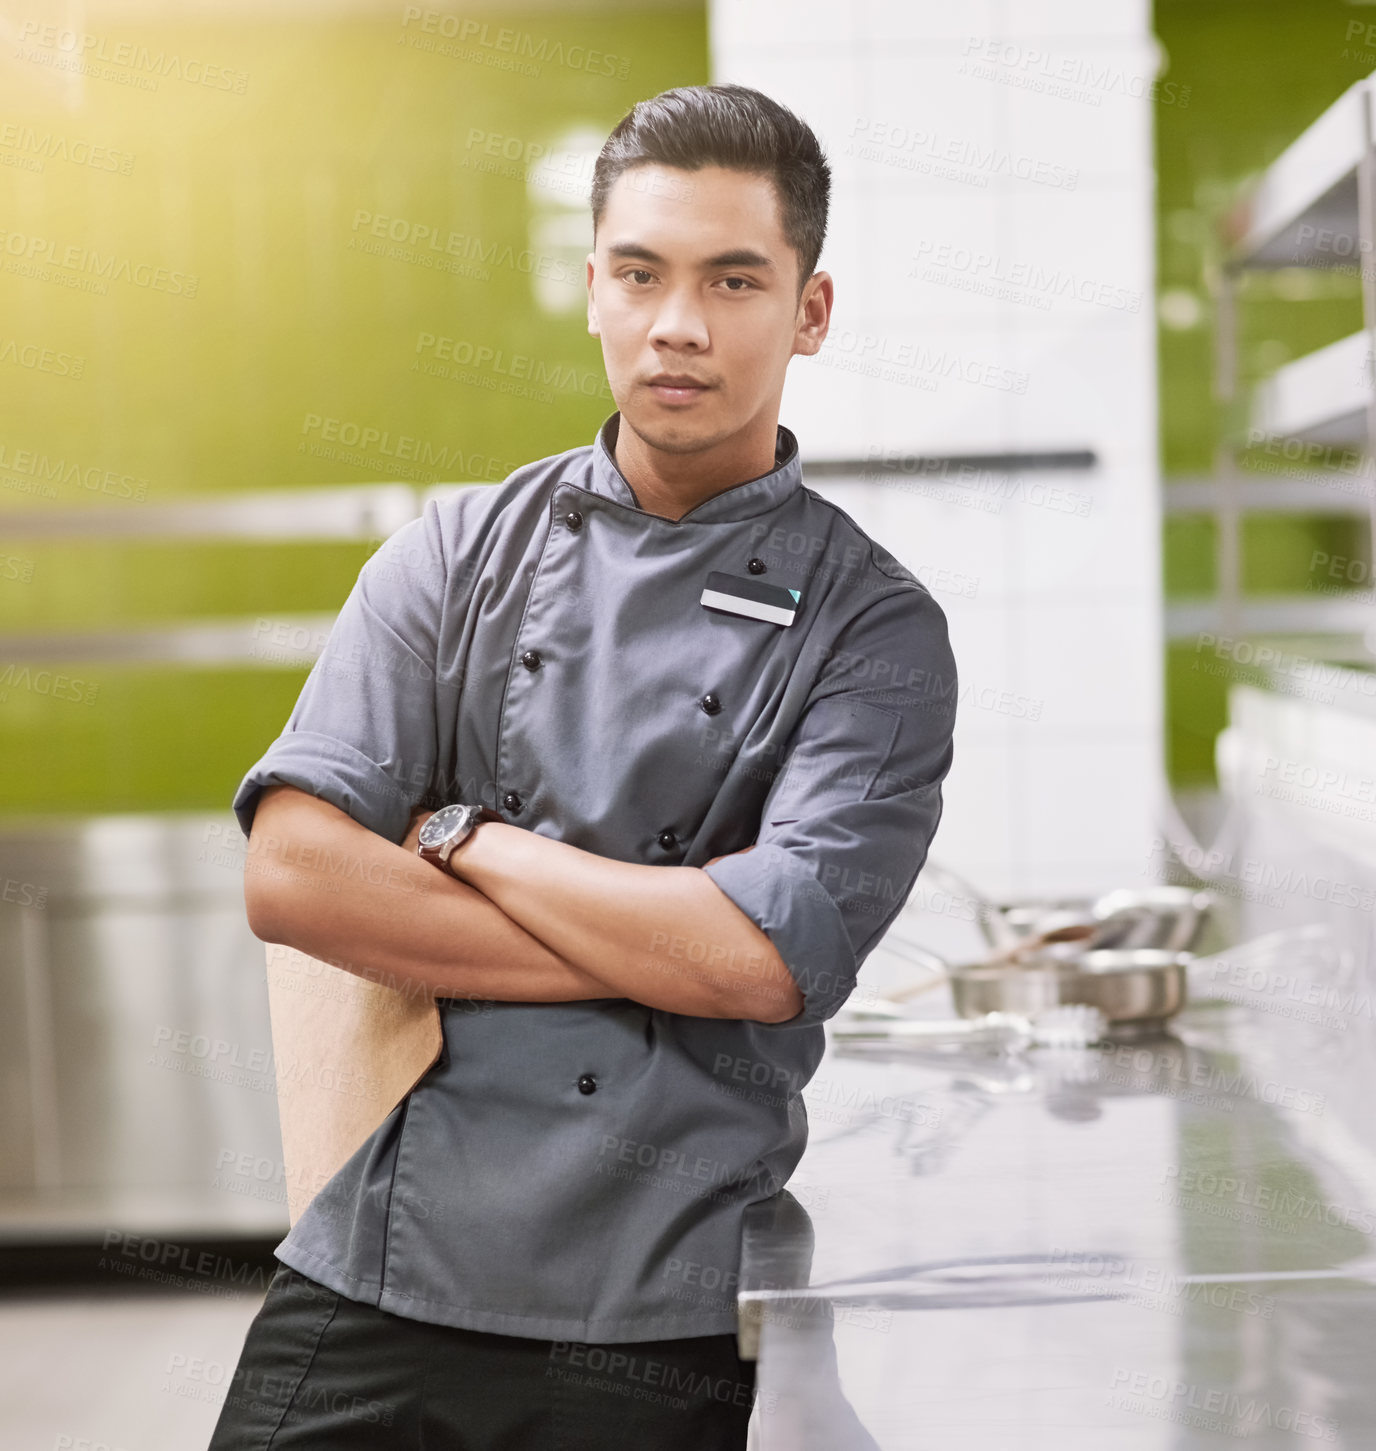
[211,81,956,1451]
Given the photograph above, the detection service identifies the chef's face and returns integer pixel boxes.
[587,163,830,455]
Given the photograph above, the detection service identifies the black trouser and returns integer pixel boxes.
[207,1263,757,1449]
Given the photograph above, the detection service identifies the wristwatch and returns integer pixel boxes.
[417,803,503,873]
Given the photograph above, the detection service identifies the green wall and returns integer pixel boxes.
[1156,0,1373,783]
[0,8,707,815]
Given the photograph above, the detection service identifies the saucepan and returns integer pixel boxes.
[879,941,1190,1035]
[948,949,1188,1031]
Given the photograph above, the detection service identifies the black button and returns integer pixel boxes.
[700,693,722,715]
[577,1073,597,1095]
[564,510,583,531]
[502,791,523,813]
[747,557,766,574]
[521,650,542,671]
[657,830,677,850]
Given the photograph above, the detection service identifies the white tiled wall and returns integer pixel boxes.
[711,0,1163,899]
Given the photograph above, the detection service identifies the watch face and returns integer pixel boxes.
[418,803,468,848]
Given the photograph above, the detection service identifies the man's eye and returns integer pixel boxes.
[625,269,653,285]
[722,277,754,291]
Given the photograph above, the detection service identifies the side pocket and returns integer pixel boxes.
[206,1267,341,1450]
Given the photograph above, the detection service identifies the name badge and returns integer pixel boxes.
[700,571,802,627]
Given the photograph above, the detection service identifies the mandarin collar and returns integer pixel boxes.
[587,410,802,524]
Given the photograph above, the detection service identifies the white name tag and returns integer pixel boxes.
[700,571,802,627]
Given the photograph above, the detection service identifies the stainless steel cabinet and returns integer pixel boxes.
[0,814,287,1242]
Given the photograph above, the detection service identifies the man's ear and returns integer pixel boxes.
[791,270,832,359]
[586,252,600,337]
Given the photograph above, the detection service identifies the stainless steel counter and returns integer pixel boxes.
[738,937,1376,1448]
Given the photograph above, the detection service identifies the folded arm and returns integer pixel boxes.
[244,784,795,1022]
[445,824,801,1023]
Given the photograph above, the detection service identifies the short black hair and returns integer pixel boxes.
[591,83,831,302]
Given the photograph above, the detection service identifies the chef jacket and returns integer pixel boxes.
[231,409,957,1342]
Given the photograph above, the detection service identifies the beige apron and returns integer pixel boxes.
[263,941,442,1225]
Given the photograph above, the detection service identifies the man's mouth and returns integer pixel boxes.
[647,377,712,404]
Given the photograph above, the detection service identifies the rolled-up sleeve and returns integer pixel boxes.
[702,584,957,1027]
[231,500,451,847]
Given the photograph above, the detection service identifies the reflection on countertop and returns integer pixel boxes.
[740,928,1376,1449]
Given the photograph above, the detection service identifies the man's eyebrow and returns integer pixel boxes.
[606,242,776,270]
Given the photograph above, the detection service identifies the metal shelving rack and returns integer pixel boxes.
[1208,72,1376,651]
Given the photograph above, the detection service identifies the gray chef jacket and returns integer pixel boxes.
[231,409,957,1342]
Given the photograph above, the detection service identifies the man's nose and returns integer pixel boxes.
[648,288,709,349]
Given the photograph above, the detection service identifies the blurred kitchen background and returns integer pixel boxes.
[6,0,1376,1445]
